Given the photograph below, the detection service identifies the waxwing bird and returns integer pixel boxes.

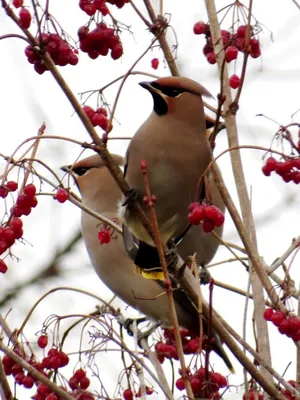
[119,76,224,268]
[61,153,233,372]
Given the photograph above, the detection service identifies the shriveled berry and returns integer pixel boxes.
[151,58,159,70]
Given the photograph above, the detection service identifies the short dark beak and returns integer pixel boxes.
[139,81,157,93]
[60,165,71,173]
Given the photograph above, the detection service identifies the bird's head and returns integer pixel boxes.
[139,76,213,128]
[61,154,124,200]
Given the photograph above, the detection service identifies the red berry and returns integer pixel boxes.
[123,388,133,400]
[3,228,15,246]
[188,202,199,212]
[263,308,274,321]
[188,205,205,225]
[191,376,202,393]
[91,113,108,130]
[69,376,78,390]
[6,181,18,192]
[13,0,23,7]
[221,30,230,45]
[271,311,286,327]
[262,165,271,176]
[249,38,261,58]
[229,74,240,89]
[176,377,185,391]
[0,241,8,256]
[37,335,48,349]
[202,219,215,233]
[237,25,246,38]
[151,58,159,70]
[23,375,34,388]
[73,368,86,381]
[287,317,300,334]
[24,183,36,197]
[186,338,199,353]
[193,21,207,35]
[54,188,68,203]
[19,8,31,29]
[58,351,69,367]
[80,376,90,389]
[0,186,9,198]
[9,217,23,232]
[83,105,95,120]
[111,43,123,60]
[278,318,289,335]
[206,52,216,64]
[45,394,58,400]
[265,157,277,171]
[96,107,108,116]
[2,355,14,375]
[15,372,25,384]
[225,46,238,62]
[12,364,23,377]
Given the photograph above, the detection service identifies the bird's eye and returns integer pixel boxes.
[162,87,183,98]
[73,167,89,176]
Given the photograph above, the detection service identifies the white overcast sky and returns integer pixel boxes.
[1,1,300,399]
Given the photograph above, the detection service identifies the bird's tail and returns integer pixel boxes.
[213,334,235,374]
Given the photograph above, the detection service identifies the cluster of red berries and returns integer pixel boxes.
[242,388,263,400]
[11,183,38,217]
[123,386,153,400]
[188,203,225,233]
[82,105,109,130]
[151,58,159,70]
[79,0,130,16]
[262,156,300,184]
[69,368,90,391]
[155,329,208,364]
[25,33,79,75]
[3,338,95,400]
[176,366,227,398]
[78,23,123,60]
[264,308,300,342]
[279,380,297,400]
[193,22,261,65]
[0,182,38,273]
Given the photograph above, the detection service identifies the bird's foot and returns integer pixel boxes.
[199,266,211,285]
[122,188,139,206]
[121,316,147,337]
[137,321,161,347]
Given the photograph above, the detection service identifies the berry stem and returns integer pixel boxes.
[141,162,194,400]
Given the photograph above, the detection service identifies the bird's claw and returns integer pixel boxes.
[122,188,139,206]
[199,266,211,285]
[122,317,147,336]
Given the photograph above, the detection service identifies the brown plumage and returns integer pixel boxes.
[62,153,232,371]
[120,76,224,267]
